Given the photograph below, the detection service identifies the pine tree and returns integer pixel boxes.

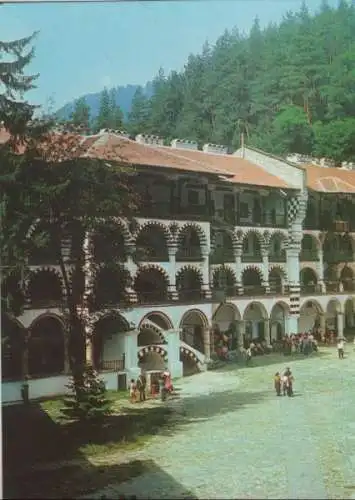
[95,88,111,132]
[60,365,113,422]
[127,86,151,136]
[70,97,91,132]
[0,32,39,136]
[109,88,124,130]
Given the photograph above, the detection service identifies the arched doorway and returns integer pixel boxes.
[138,349,166,372]
[1,314,25,381]
[242,232,262,263]
[28,316,65,378]
[324,264,338,293]
[243,302,268,344]
[140,311,173,332]
[212,266,237,297]
[344,298,355,332]
[92,313,129,371]
[340,266,354,292]
[135,223,169,262]
[325,299,341,333]
[300,267,318,294]
[176,225,205,261]
[27,270,63,308]
[212,303,241,351]
[300,235,319,262]
[180,349,199,376]
[270,302,289,341]
[176,267,203,301]
[210,231,235,264]
[299,300,323,333]
[269,267,285,295]
[242,267,265,295]
[180,309,208,354]
[134,266,169,304]
[269,233,286,262]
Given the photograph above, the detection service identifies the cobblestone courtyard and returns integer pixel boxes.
[84,347,355,499]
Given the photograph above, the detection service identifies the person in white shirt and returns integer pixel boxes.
[337,338,346,359]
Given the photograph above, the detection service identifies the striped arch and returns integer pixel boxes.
[138,321,166,344]
[179,346,200,368]
[95,216,133,245]
[242,265,263,280]
[134,264,170,283]
[269,265,288,280]
[138,311,173,331]
[177,222,208,248]
[268,231,288,250]
[176,265,203,281]
[89,309,131,331]
[212,265,237,283]
[179,308,209,329]
[26,266,64,291]
[241,228,264,246]
[29,312,66,331]
[25,217,41,240]
[136,221,172,246]
[134,264,170,304]
[137,345,168,361]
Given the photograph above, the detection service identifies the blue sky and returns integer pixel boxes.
[1,0,339,110]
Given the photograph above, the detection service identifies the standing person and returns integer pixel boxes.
[246,346,252,365]
[274,372,281,396]
[337,337,346,359]
[283,367,291,396]
[129,379,137,403]
[286,371,294,397]
[137,372,147,402]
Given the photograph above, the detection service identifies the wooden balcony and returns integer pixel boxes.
[176,246,204,261]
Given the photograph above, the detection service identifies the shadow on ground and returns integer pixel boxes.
[3,385,270,498]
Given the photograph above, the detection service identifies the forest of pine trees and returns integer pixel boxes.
[125,0,355,164]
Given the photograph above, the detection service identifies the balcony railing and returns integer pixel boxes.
[323,251,353,263]
[269,252,286,263]
[241,253,262,263]
[238,212,287,228]
[99,358,125,372]
[242,285,266,296]
[141,202,210,221]
[300,283,322,295]
[176,247,203,261]
[300,249,318,261]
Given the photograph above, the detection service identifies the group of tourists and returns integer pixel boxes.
[274,367,295,397]
[129,369,174,403]
[271,332,318,356]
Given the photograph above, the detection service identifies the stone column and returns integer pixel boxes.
[234,244,243,295]
[64,329,70,374]
[85,334,93,366]
[319,313,326,340]
[287,245,301,331]
[203,326,211,361]
[124,330,140,379]
[264,318,271,343]
[238,320,245,349]
[201,248,212,299]
[167,244,178,300]
[316,249,326,293]
[125,244,138,303]
[261,248,270,294]
[167,329,183,378]
[22,330,30,380]
[337,312,344,339]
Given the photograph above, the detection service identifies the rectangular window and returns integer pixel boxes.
[188,190,199,205]
[240,202,249,218]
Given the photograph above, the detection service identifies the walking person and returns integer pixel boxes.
[274,372,281,396]
[246,346,252,365]
[286,371,294,397]
[337,337,346,359]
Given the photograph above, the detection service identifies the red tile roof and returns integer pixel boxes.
[301,163,355,194]
[83,133,291,189]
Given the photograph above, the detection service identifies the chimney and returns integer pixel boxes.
[135,134,164,146]
[171,138,198,151]
[202,143,228,155]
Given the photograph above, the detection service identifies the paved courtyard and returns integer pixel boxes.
[83,346,355,499]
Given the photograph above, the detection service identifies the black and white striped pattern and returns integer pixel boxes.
[289,284,301,315]
[137,345,168,361]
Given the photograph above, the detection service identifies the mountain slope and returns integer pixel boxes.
[56,81,153,121]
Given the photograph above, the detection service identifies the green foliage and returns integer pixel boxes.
[95,88,124,132]
[60,365,113,422]
[127,86,151,136]
[128,2,355,161]
[70,97,91,131]
[313,118,355,163]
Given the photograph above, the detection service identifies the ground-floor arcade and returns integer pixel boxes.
[3,294,354,403]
